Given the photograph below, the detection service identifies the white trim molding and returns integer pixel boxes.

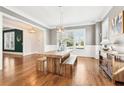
[0,12,3,70]
[3,51,23,55]
[3,6,49,29]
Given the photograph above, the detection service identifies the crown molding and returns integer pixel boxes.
[0,6,50,30]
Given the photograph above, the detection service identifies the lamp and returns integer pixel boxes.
[100,39,111,51]
[100,39,111,45]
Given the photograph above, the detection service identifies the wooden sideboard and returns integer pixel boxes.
[99,50,124,83]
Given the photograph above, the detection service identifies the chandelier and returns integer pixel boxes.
[56,6,64,32]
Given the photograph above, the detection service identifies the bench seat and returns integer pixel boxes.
[37,57,46,71]
[62,55,77,77]
[63,55,77,65]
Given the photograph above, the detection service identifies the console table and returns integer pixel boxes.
[99,50,124,83]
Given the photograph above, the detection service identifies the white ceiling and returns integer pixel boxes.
[5,6,112,29]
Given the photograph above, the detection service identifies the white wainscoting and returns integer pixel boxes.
[44,45,57,52]
[70,45,99,59]
[44,45,100,59]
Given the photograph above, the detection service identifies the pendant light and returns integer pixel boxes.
[56,6,64,32]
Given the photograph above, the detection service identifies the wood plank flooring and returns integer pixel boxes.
[0,54,117,86]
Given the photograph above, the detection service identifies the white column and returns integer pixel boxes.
[0,13,3,70]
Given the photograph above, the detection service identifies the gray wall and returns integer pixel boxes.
[49,24,99,45]
[45,30,51,45]
[85,24,96,45]
[49,30,57,45]
[95,22,102,45]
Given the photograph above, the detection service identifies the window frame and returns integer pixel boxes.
[57,28,86,49]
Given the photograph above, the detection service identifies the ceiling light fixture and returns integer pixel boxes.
[30,27,36,33]
[56,6,64,32]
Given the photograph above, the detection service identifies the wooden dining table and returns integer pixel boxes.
[42,50,71,74]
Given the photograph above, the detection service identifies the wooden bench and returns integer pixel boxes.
[62,55,77,77]
[37,56,47,72]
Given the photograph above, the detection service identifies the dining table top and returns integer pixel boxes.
[41,50,72,58]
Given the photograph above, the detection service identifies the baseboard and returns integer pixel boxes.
[77,56,99,60]
[77,56,94,59]
[3,51,23,55]
[23,53,40,57]
[23,52,40,56]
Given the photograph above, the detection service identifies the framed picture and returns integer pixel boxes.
[110,11,124,34]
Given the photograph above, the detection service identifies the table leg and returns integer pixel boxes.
[47,57,61,75]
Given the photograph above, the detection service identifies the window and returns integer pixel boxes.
[4,32,15,50]
[57,29,85,49]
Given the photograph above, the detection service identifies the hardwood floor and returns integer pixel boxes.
[0,54,116,86]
